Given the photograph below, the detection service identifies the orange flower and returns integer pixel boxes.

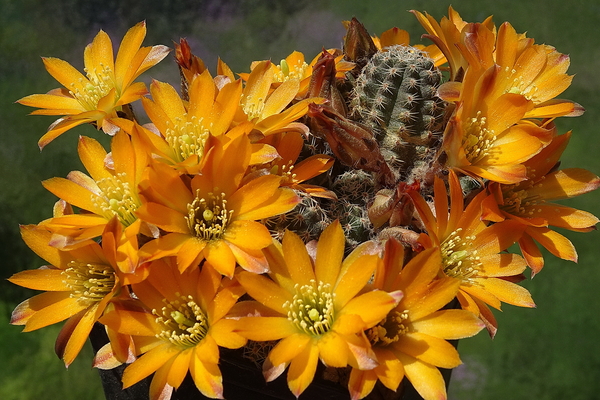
[17,22,169,148]
[99,261,246,399]
[234,221,402,397]
[254,131,336,198]
[411,6,490,80]
[237,60,324,136]
[136,134,299,277]
[408,171,535,335]
[9,219,126,366]
[349,239,484,400]
[482,131,600,274]
[440,63,553,183]
[132,73,244,173]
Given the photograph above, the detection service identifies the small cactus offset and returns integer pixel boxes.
[351,45,446,180]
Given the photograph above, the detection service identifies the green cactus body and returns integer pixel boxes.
[351,45,446,179]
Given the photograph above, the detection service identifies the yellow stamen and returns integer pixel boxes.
[441,228,481,281]
[62,261,115,305]
[154,294,209,348]
[463,111,497,163]
[367,309,410,346]
[284,280,335,336]
[165,115,210,163]
[92,172,140,227]
[186,189,233,241]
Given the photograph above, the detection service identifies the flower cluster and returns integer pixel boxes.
[10,7,599,400]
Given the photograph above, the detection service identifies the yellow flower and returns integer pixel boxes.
[408,172,536,336]
[349,239,484,400]
[136,134,300,277]
[482,131,600,274]
[9,219,125,366]
[234,221,402,397]
[99,261,246,399]
[17,22,170,149]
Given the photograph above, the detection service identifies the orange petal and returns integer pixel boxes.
[8,268,69,291]
[189,355,223,399]
[411,309,485,339]
[317,331,349,368]
[122,343,180,388]
[315,220,344,286]
[395,332,461,368]
[287,341,319,397]
[236,271,292,315]
[235,316,297,341]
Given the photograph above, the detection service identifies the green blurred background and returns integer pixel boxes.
[1,0,598,399]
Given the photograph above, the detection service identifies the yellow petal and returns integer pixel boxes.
[339,290,400,327]
[282,230,315,286]
[167,348,193,388]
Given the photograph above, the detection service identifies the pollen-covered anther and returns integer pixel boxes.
[501,181,543,216]
[463,112,497,162]
[441,229,482,281]
[284,280,335,336]
[165,115,210,162]
[274,58,308,82]
[93,172,140,226]
[153,294,209,348]
[242,94,266,120]
[70,63,115,110]
[186,189,233,241]
[62,261,116,305]
[367,309,410,346]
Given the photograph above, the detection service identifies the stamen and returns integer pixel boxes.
[242,94,266,120]
[62,261,115,305]
[164,115,210,162]
[462,112,497,163]
[153,294,209,348]
[367,309,410,346]
[273,58,309,82]
[92,172,140,226]
[70,63,117,110]
[440,229,481,281]
[283,280,335,336]
[186,189,233,241]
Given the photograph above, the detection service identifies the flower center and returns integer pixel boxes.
[462,111,497,163]
[70,63,116,110]
[242,94,266,121]
[93,173,140,226]
[274,59,308,82]
[440,228,481,281]
[500,179,543,217]
[504,66,540,102]
[154,294,209,348]
[367,309,410,346]
[270,161,296,186]
[165,115,211,163]
[284,280,335,336]
[186,189,233,241]
[62,261,116,305]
